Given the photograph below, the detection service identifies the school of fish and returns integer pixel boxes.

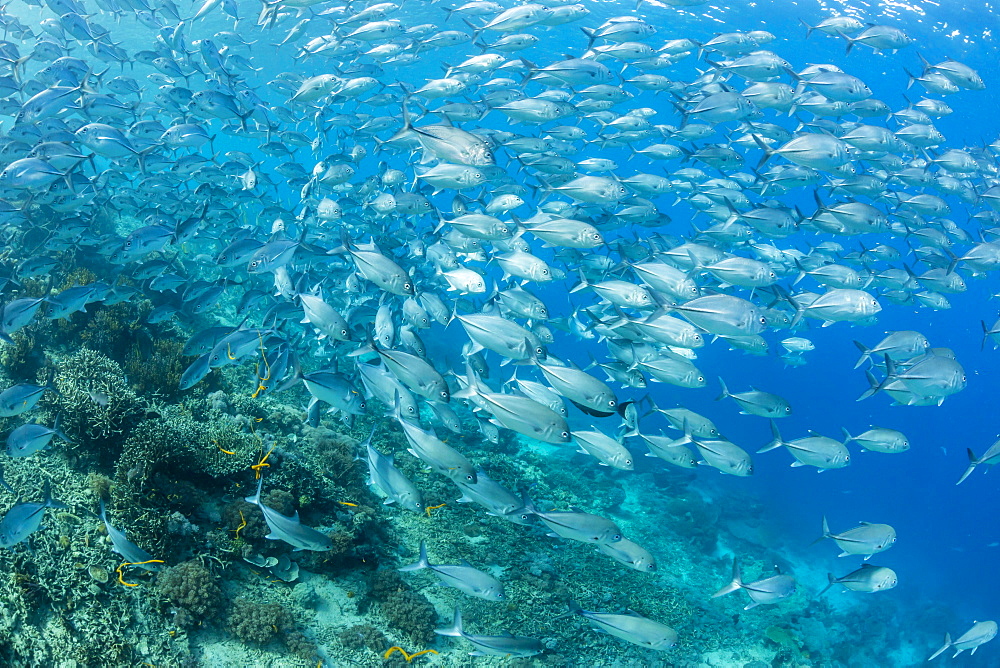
[0,0,996,659]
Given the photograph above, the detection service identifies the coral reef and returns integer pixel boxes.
[227,597,315,659]
[47,348,146,460]
[368,569,437,644]
[156,560,222,628]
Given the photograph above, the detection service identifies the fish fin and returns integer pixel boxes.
[42,480,68,510]
[244,477,264,505]
[0,464,14,495]
[714,376,729,401]
[927,633,952,661]
[434,608,463,637]
[399,540,431,572]
[712,558,743,598]
[956,449,978,485]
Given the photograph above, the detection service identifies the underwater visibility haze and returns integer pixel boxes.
[0,0,998,665]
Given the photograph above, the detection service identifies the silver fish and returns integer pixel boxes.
[435,608,543,657]
[244,479,333,551]
[399,540,504,600]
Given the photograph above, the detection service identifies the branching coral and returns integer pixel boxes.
[47,347,145,457]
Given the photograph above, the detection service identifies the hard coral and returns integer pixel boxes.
[338,624,387,652]
[49,347,144,451]
[125,336,187,400]
[304,426,358,482]
[368,569,437,644]
[156,560,221,628]
[114,407,199,491]
[228,598,290,644]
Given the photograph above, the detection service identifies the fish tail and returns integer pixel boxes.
[244,477,264,506]
[519,490,538,516]
[552,600,582,622]
[757,420,784,453]
[852,340,871,369]
[817,573,836,597]
[856,368,886,402]
[461,18,482,41]
[792,258,807,286]
[711,558,743,598]
[434,608,464,637]
[928,633,952,661]
[53,414,73,445]
[916,51,933,73]
[0,463,13,495]
[43,480,68,510]
[798,18,814,38]
[398,540,431,572]
[836,30,856,55]
[750,133,773,170]
[956,449,978,485]
[714,376,730,401]
[810,515,832,546]
[840,427,854,444]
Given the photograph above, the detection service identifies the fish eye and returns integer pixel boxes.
[612,534,621,541]
[625,459,632,466]
[440,391,448,399]
[609,400,616,407]
[404,282,411,290]
[785,407,791,413]
[561,431,569,438]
